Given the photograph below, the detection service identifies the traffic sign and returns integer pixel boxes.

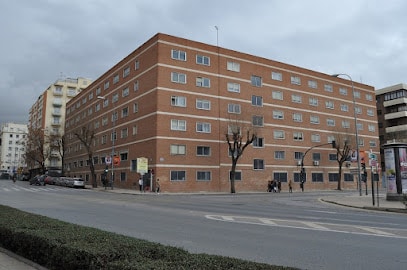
[105,156,112,164]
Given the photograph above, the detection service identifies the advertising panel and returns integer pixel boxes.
[384,148,397,194]
[399,148,407,194]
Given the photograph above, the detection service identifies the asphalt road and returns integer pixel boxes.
[1,180,406,270]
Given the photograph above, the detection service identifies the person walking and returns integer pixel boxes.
[288,179,293,193]
[277,180,281,193]
[156,178,161,194]
[300,181,304,192]
[138,177,143,192]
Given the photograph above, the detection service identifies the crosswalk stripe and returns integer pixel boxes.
[356,226,396,236]
[301,221,329,230]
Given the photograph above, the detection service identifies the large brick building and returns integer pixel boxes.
[64,33,379,193]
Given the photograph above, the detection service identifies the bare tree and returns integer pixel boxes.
[25,128,49,174]
[74,125,97,188]
[48,133,66,175]
[225,118,257,193]
[332,132,354,190]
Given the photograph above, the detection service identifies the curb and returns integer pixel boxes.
[0,247,48,270]
[320,199,407,214]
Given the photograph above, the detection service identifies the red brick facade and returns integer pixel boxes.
[64,33,379,193]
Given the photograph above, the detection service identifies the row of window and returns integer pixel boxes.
[171,49,374,102]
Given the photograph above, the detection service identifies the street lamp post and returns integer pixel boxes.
[332,74,362,196]
[98,95,115,190]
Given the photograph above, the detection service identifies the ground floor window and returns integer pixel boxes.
[312,173,323,182]
[171,170,185,181]
[344,173,354,182]
[229,171,242,181]
[328,173,339,182]
[120,172,126,182]
[197,171,211,181]
[273,172,287,182]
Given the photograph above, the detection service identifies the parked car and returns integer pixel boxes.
[0,173,11,180]
[21,173,30,181]
[44,176,57,185]
[29,175,46,186]
[59,177,85,188]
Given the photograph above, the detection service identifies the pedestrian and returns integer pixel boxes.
[138,177,143,192]
[267,181,272,192]
[156,178,160,194]
[277,180,281,193]
[300,181,304,192]
[272,180,277,192]
[288,179,293,193]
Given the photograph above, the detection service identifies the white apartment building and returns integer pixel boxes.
[0,123,28,175]
[28,77,92,172]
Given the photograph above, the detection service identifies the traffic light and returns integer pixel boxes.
[331,140,336,148]
[361,162,367,182]
[104,166,109,174]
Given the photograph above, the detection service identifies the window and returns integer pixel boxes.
[122,87,129,97]
[274,172,287,182]
[354,91,361,99]
[271,72,282,81]
[251,95,263,106]
[228,125,241,135]
[95,87,101,95]
[122,107,129,117]
[197,146,211,156]
[293,132,303,141]
[293,113,302,122]
[132,125,138,135]
[121,128,128,138]
[329,154,337,161]
[227,82,240,93]
[355,107,362,114]
[170,144,186,155]
[309,97,318,106]
[367,109,374,116]
[342,120,350,128]
[171,96,186,107]
[253,159,264,170]
[171,119,186,131]
[324,84,333,92]
[292,94,302,103]
[272,91,283,100]
[337,88,347,97]
[273,110,284,119]
[123,67,130,77]
[197,171,211,181]
[325,101,334,109]
[171,171,186,181]
[112,93,119,103]
[196,99,210,110]
[308,80,317,89]
[104,81,109,90]
[368,124,376,132]
[196,77,210,88]
[327,119,335,126]
[196,122,211,133]
[274,130,285,139]
[313,153,321,161]
[340,104,349,112]
[312,173,323,182]
[113,74,119,84]
[253,137,264,147]
[135,60,140,70]
[291,75,301,85]
[171,72,186,84]
[294,152,304,160]
[274,151,285,159]
[311,134,320,142]
[310,115,319,124]
[294,172,303,183]
[365,94,373,101]
[369,140,377,147]
[329,173,339,182]
[227,61,240,72]
[229,171,242,181]
[344,173,353,182]
[134,81,139,91]
[251,75,262,87]
[171,49,186,61]
[228,103,241,114]
[196,55,210,66]
[133,103,138,113]
[357,123,363,130]
[252,115,263,126]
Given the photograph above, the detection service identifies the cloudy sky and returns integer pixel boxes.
[1,0,406,125]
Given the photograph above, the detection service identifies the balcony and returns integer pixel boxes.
[384,111,407,120]
[383,97,407,107]
[386,124,407,133]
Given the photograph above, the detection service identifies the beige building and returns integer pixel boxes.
[64,33,379,193]
[28,77,92,172]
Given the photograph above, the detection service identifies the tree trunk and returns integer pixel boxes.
[230,158,237,193]
[337,164,343,190]
[89,155,97,188]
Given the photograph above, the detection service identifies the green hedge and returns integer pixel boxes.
[0,205,297,270]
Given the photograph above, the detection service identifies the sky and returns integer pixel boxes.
[1,0,406,125]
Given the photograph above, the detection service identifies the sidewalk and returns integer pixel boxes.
[0,247,47,270]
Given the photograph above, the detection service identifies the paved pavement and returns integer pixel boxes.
[1,187,405,270]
